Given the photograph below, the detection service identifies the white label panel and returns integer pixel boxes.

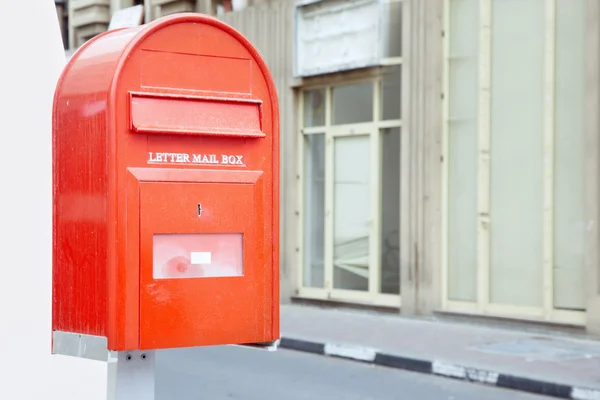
[190,251,212,265]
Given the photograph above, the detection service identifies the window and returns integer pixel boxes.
[298,69,404,306]
[303,133,326,288]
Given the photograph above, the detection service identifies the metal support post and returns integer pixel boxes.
[108,351,156,400]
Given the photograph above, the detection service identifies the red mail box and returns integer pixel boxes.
[52,13,279,352]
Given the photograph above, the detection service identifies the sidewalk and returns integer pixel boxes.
[278,304,600,400]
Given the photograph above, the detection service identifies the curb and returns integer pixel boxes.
[279,337,600,400]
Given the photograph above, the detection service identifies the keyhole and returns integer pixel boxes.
[197,203,202,217]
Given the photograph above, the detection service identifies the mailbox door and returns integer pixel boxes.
[137,170,273,349]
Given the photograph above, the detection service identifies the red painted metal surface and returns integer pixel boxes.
[52,13,280,351]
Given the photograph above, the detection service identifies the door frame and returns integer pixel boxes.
[295,74,404,307]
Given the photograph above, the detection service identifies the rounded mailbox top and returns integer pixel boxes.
[54,13,279,138]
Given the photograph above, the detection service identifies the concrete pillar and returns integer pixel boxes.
[196,0,216,15]
[68,0,111,49]
[400,0,444,316]
[585,0,600,336]
[143,0,153,22]
[68,2,76,50]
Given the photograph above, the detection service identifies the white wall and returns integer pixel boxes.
[0,1,107,398]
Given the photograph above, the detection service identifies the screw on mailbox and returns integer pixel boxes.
[197,203,202,217]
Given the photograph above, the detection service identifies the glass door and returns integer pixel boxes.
[331,133,372,292]
[326,126,379,298]
[298,77,402,308]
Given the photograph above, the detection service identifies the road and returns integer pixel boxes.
[155,345,556,400]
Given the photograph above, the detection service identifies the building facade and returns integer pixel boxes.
[57,0,600,335]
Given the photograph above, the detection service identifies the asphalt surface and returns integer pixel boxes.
[155,345,557,400]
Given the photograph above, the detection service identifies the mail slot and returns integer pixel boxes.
[52,13,280,352]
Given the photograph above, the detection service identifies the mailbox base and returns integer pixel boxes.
[52,331,111,361]
[52,331,279,398]
[108,351,155,400]
[52,331,280,359]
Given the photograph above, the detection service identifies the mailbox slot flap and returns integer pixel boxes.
[130,92,266,138]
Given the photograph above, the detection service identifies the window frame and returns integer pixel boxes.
[295,65,406,307]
